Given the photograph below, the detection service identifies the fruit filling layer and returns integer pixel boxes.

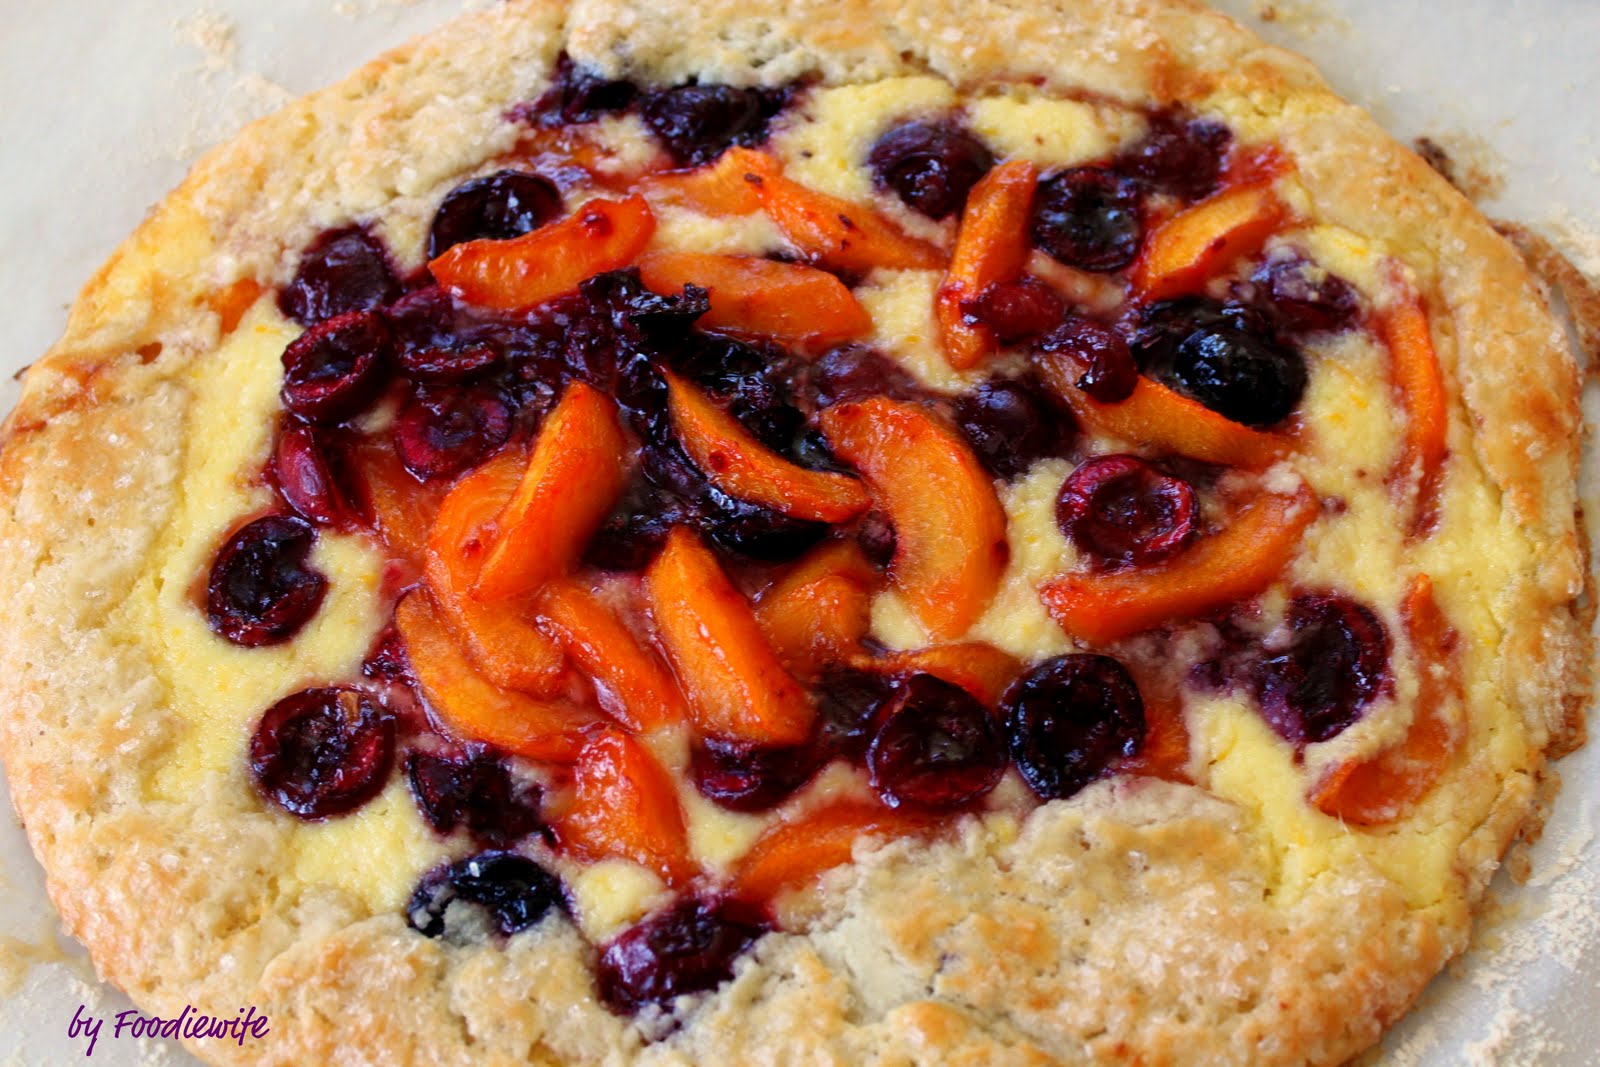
[180,62,1473,1019]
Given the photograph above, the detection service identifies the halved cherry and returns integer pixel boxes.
[429,194,657,311]
[473,382,628,602]
[645,527,814,745]
[639,251,872,344]
[423,447,566,695]
[935,160,1039,370]
[557,730,696,884]
[639,149,765,215]
[665,370,870,524]
[852,641,1022,708]
[395,592,594,762]
[1034,345,1289,471]
[1133,181,1287,302]
[1310,575,1464,824]
[754,539,878,676]
[1379,281,1447,531]
[820,397,1008,641]
[534,577,686,733]
[731,801,929,903]
[731,148,945,273]
[1041,486,1318,644]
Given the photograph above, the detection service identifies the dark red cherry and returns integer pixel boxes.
[1166,324,1306,427]
[427,171,563,259]
[362,626,411,682]
[1056,455,1196,567]
[1004,654,1145,801]
[250,686,395,819]
[405,851,567,939]
[1116,111,1232,201]
[813,665,895,762]
[954,375,1075,481]
[703,494,829,563]
[854,511,897,570]
[392,386,512,481]
[1254,256,1361,335]
[271,424,350,526]
[1031,168,1143,273]
[406,751,545,847]
[207,515,328,646]
[596,898,766,1014]
[1035,315,1138,403]
[1254,594,1389,745]
[867,120,994,220]
[278,225,401,326]
[809,345,922,407]
[396,343,501,382]
[279,309,391,425]
[966,279,1063,344]
[690,739,815,813]
[867,674,1007,811]
[642,84,770,166]
[520,52,639,127]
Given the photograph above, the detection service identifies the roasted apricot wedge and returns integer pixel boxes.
[755,540,879,676]
[640,251,872,344]
[1134,182,1286,301]
[534,578,687,734]
[664,370,871,523]
[558,730,696,884]
[640,150,764,216]
[430,194,656,311]
[1035,347,1290,471]
[1379,283,1447,530]
[473,382,628,602]
[645,527,815,745]
[351,437,448,565]
[1042,486,1319,644]
[423,447,566,695]
[1311,575,1464,824]
[936,160,1038,370]
[733,148,945,273]
[1117,692,1191,783]
[395,592,594,762]
[731,801,929,902]
[821,398,1008,640]
[853,641,1022,707]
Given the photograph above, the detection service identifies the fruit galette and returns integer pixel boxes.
[0,1,1588,1064]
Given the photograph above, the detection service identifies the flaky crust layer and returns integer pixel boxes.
[0,2,1587,1065]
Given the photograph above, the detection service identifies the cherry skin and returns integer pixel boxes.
[867,674,1007,812]
[1055,455,1197,567]
[1004,654,1145,801]
[250,687,395,819]
[207,515,328,647]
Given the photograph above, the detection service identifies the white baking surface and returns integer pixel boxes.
[0,1,1595,1063]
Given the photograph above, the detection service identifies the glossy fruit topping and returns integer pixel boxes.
[809,344,924,408]
[639,251,872,345]
[393,386,512,482]
[643,84,776,166]
[1031,168,1143,273]
[279,225,402,326]
[1253,255,1361,335]
[966,279,1063,345]
[1035,315,1138,403]
[1116,111,1232,202]
[249,686,395,819]
[279,308,390,425]
[1135,299,1305,427]
[406,750,545,847]
[859,641,1023,708]
[1378,284,1447,530]
[812,665,895,762]
[954,375,1075,481]
[936,159,1039,369]
[406,851,567,939]
[1004,654,1144,801]
[1134,182,1286,302]
[1254,593,1390,745]
[271,424,350,527]
[558,730,695,883]
[207,515,328,646]
[428,171,563,259]
[522,53,638,127]
[754,539,876,677]
[732,801,928,903]
[690,738,816,813]
[867,120,995,220]
[595,898,766,1014]
[534,578,686,733]
[1055,454,1197,567]
[867,674,1007,811]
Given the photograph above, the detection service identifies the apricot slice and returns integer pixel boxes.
[1042,486,1319,644]
[423,448,566,695]
[733,148,945,273]
[639,251,872,344]
[820,398,1008,640]
[1134,181,1287,302]
[1117,692,1191,783]
[395,592,594,762]
[853,641,1022,708]
[534,578,687,734]
[645,527,815,745]
[558,730,696,884]
[755,540,878,676]
[1379,285,1447,530]
[731,801,929,902]
[207,278,264,334]
[352,437,448,565]
[640,150,765,215]
[1034,347,1290,471]
[1310,574,1465,824]
[473,382,628,602]
[664,370,871,523]
[429,194,656,311]
[936,160,1039,370]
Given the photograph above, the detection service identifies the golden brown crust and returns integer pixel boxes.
[0,1,1587,1065]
